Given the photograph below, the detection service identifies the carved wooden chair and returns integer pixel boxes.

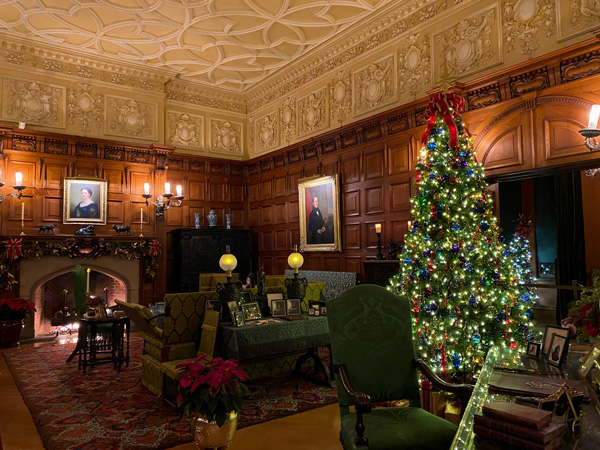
[326,284,473,450]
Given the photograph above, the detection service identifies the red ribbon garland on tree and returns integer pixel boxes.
[421,92,467,149]
[5,238,23,259]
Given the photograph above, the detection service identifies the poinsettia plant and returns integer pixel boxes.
[176,354,249,427]
[0,297,36,321]
[567,271,600,342]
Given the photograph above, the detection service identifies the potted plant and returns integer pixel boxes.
[0,297,36,346]
[176,354,249,449]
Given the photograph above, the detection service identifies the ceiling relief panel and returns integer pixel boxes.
[209,119,243,156]
[1,77,65,128]
[168,112,204,151]
[298,87,329,137]
[280,97,296,146]
[254,110,280,155]
[397,34,431,101]
[68,83,103,134]
[558,0,600,41]
[502,0,555,57]
[330,70,352,127]
[432,5,501,81]
[105,95,157,141]
[353,55,397,117]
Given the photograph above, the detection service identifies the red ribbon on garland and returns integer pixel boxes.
[5,238,23,259]
[421,92,466,149]
[148,239,161,256]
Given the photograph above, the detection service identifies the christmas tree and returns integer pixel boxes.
[391,92,534,380]
[508,214,538,327]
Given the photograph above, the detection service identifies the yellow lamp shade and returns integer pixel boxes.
[219,253,238,274]
[288,252,304,273]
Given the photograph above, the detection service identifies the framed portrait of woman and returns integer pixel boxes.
[63,177,107,225]
[298,174,342,252]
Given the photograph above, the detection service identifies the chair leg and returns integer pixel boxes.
[354,411,368,447]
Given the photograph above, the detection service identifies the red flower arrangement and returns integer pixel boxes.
[0,297,36,321]
[567,273,600,342]
[176,354,249,427]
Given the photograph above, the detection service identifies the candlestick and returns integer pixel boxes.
[375,224,383,260]
[15,172,22,186]
[144,183,150,195]
[140,208,144,237]
[375,223,382,234]
[176,185,182,196]
[164,183,171,195]
[86,268,90,293]
[20,202,25,235]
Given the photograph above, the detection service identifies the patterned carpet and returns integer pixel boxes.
[2,335,338,450]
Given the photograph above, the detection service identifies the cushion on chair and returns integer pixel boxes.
[114,299,162,338]
[340,407,457,450]
[303,282,325,311]
[162,292,217,344]
[143,333,196,362]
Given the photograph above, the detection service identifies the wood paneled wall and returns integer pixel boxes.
[2,36,600,298]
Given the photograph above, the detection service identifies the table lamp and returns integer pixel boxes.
[216,245,242,323]
[285,245,308,303]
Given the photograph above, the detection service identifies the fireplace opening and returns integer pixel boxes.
[33,270,127,337]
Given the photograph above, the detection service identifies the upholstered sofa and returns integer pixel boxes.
[198,273,240,291]
[284,270,357,300]
[248,275,325,311]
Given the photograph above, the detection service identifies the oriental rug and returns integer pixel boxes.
[2,335,337,450]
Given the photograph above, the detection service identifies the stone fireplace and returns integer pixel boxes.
[20,255,140,339]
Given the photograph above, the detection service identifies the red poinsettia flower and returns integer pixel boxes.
[583,321,600,337]
[0,297,36,321]
[578,303,593,318]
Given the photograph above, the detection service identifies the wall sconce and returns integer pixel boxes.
[216,245,242,323]
[580,104,600,151]
[375,223,384,260]
[0,171,25,203]
[142,182,184,221]
[285,245,307,302]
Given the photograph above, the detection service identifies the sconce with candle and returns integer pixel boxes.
[580,104,600,151]
[375,223,384,260]
[0,171,26,203]
[141,182,184,221]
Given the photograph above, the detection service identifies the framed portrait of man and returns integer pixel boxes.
[63,177,107,225]
[298,174,342,252]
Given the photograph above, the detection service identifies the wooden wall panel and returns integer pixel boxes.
[107,200,124,223]
[262,205,273,225]
[343,190,360,216]
[131,172,152,195]
[364,145,384,180]
[261,177,272,200]
[262,231,273,251]
[231,208,245,228]
[275,230,287,250]
[543,118,588,161]
[274,174,287,197]
[8,161,35,188]
[342,152,361,184]
[344,223,361,250]
[481,127,523,169]
[388,136,411,174]
[390,182,410,212]
[250,207,260,226]
[249,181,260,202]
[275,203,286,223]
[209,179,226,202]
[289,167,303,195]
[43,197,62,221]
[44,165,66,190]
[230,182,245,203]
[365,186,384,214]
[105,169,124,193]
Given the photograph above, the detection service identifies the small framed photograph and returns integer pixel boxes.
[286,299,302,316]
[233,310,245,327]
[63,177,107,225]
[578,345,600,377]
[271,299,287,317]
[542,325,570,356]
[547,334,568,368]
[523,357,540,371]
[239,291,253,303]
[206,299,221,312]
[320,305,327,316]
[308,307,315,316]
[527,342,541,358]
[241,302,262,321]
[227,301,239,321]
[267,292,283,312]
[314,308,320,316]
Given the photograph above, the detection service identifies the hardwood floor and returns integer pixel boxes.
[0,340,342,450]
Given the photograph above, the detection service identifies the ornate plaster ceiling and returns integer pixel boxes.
[0,0,396,92]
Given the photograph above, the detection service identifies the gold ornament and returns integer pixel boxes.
[466,345,474,355]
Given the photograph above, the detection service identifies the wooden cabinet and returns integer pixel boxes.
[363,260,400,287]
[171,229,251,292]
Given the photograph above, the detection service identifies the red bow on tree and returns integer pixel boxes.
[421,92,467,149]
[148,240,161,256]
[5,239,23,260]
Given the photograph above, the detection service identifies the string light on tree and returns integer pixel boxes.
[390,92,534,381]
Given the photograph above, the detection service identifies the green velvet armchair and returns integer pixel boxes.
[327,284,473,450]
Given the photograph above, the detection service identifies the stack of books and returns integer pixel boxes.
[474,401,566,450]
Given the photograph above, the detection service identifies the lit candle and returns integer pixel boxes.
[589,105,600,129]
[144,183,150,195]
[21,202,24,221]
[15,172,22,186]
[176,185,182,196]
[164,183,171,194]
[141,208,143,224]
[408,220,412,228]
[86,268,90,293]
[375,223,382,234]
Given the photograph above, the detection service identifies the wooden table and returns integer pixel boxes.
[67,316,130,374]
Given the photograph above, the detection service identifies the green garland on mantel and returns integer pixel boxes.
[0,237,161,291]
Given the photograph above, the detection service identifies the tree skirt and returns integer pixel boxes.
[2,335,338,450]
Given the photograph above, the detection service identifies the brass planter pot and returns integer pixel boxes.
[190,411,238,450]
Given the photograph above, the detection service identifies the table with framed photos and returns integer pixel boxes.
[450,345,600,450]
[218,315,331,384]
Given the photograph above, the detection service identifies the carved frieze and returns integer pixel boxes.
[209,119,243,156]
[303,142,318,160]
[468,84,502,110]
[75,142,98,158]
[510,69,549,97]
[433,6,500,80]
[559,0,600,40]
[363,122,382,142]
[298,87,328,137]
[321,137,337,154]
[167,111,203,150]
[353,55,396,116]
[2,78,65,128]
[67,83,103,134]
[168,157,184,171]
[415,107,428,127]
[12,135,36,152]
[104,145,125,161]
[280,97,296,145]
[255,111,280,154]
[340,130,359,149]
[106,95,157,141]
[330,70,351,126]
[189,160,205,173]
[387,113,409,134]
[287,148,301,164]
[560,50,600,83]
[131,150,150,164]
[502,0,555,57]
[397,34,431,100]
[248,115,255,157]
[44,139,68,155]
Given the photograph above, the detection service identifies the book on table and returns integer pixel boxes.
[481,401,552,429]
[474,414,566,443]
[473,424,564,450]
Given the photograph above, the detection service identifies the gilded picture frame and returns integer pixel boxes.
[298,174,342,252]
[63,177,107,225]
